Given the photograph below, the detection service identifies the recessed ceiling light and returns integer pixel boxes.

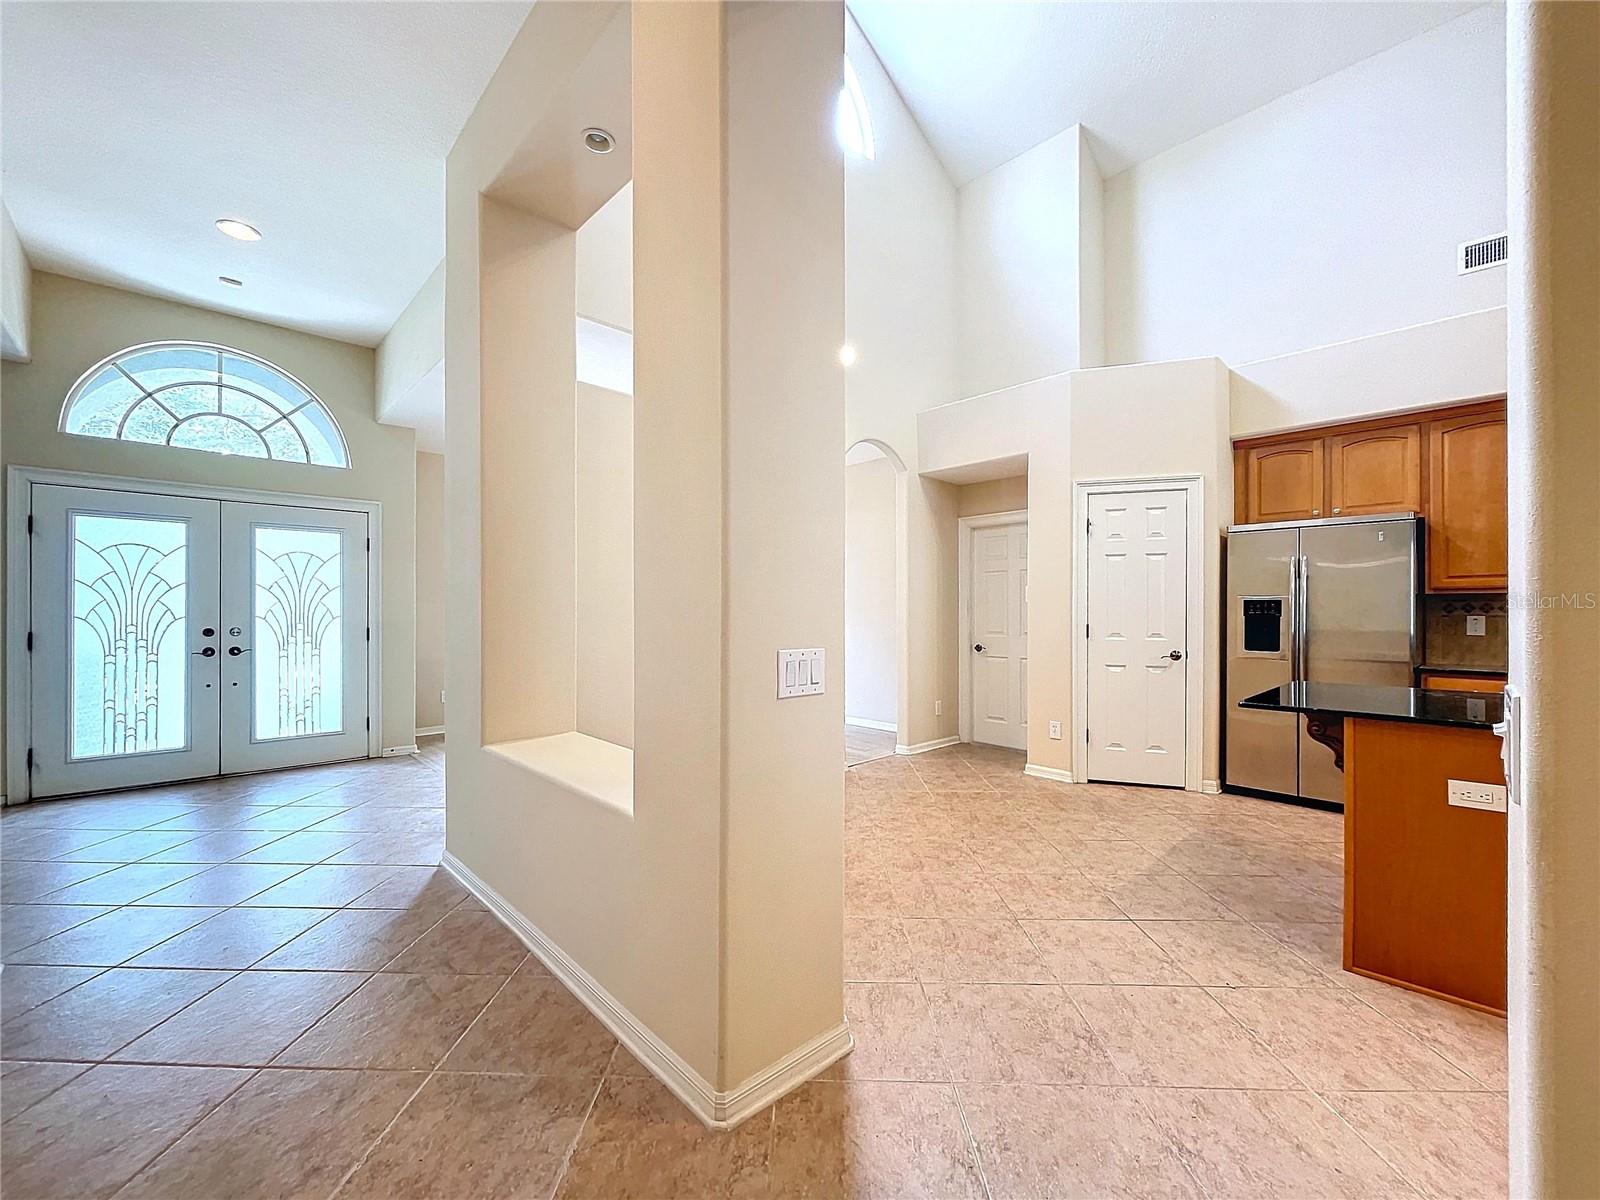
[838,343,859,368]
[219,276,244,287]
[215,218,261,242]
[582,127,616,155]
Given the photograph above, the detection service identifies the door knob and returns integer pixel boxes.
[198,647,216,658]
[973,644,987,653]
[228,646,246,657]
[1162,649,1184,661]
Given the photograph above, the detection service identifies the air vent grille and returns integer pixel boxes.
[1459,233,1508,274]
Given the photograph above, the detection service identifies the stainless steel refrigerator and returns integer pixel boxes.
[1224,514,1422,804]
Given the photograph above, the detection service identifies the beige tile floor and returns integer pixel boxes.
[845,724,898,767]
[0,737,1507,1199]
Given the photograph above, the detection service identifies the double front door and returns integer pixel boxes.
[26,483,369,798]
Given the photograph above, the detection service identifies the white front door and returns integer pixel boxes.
[25,482,370,798]
[29,485,224,797]
[969,520,1028,750]
[220,501,370,774]
[1086,490,1188,787]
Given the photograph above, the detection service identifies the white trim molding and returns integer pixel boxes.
[415,725,446,738]
[955,509,1028,747]
[1071,474,1207,795]
[6,465,385,802]
[381,745,422,758]
[845,716,895,733]
[1201,779,1222,795]
[1023,762,1074,784]
[895,735,960,756]
[442,851,853,1129]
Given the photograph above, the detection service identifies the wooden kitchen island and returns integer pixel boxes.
[1241,682,1507,1015]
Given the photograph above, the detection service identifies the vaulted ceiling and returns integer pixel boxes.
[847,1,1482,184]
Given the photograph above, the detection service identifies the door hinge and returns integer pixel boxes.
[26,513,34,535]
[365,626,371,642]
[366,537,371,551]
[26,630,33,653]
[365,717,371,731]
[25,748,34,772]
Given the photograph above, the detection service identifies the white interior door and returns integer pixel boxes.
[220,501,369,773]
[28,484,223,798]
[1086,490,1188,787]
[969,520,1028,750]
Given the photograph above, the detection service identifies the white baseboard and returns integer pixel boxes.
[1023,762,1075,784]
[415,726,445,738]
[895,736,960,756]
[381,744,421,757]
[1201,778,1222,795]
[442,851,852,1128]
[845,717,896,733]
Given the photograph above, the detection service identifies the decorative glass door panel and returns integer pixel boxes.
[25,483,369,799]
[30,485,222,797]
[220,502,369,774]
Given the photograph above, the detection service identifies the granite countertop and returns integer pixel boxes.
[1240,682,1504,730]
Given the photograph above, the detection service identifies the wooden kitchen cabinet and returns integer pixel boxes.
[1243,439,1325,523]
[1327,424,1422,517]
[1233,399,1507,594]
[1427,411,1509,591]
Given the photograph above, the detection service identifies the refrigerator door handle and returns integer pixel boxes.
[1288,554,1301,682]
[1297,554,1310,682]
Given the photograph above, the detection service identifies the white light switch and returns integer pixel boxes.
[777,648,825,698]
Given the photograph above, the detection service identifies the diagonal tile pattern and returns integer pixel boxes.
[0,735,1506,1198]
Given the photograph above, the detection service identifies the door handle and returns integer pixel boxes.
[1159,650,1184,662]
[196,647,216,658]
[228,646,249,657]
[973,644,986,653]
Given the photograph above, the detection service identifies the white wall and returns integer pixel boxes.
[845,12,962,748]
[575,382,633,747]
[1105,6,1507,369]
[375,262,444,452]
[576,181,633,332]
[415,451,446,731]
[1,201,30,361]
[958,125,1104,397]
[844,456,896,725]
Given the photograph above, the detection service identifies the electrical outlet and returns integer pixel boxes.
[934,699,942,716]
[1466,614,1487,637]
[440,689,446,705]
[1448,778,1507,812]
[1048,720,1062,740]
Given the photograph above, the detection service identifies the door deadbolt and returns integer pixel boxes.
[201,627,216,638]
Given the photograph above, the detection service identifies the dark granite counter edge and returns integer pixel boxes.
[1239,686,1504,731]
[1417,664,1509,678]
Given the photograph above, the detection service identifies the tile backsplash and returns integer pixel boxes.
[1424,594,1508,670]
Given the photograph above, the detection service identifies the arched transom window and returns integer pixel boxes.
[60,341,351,468]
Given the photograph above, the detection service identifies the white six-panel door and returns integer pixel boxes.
[969,521,1028,750]
[26,482,369,798]
[1086,490,1188,786]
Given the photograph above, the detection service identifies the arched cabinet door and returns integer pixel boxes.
[1327,424,1422,517]
[1244,439,1324,524]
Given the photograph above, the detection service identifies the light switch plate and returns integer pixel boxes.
[777,648,825,698]
[1466,614,1487,637]
[1447,778,1507,812]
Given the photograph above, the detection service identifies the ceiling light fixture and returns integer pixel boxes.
[219,276,244,288]
[215,218,262,242]
[838,344,859,368]
[582,127,616,155]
